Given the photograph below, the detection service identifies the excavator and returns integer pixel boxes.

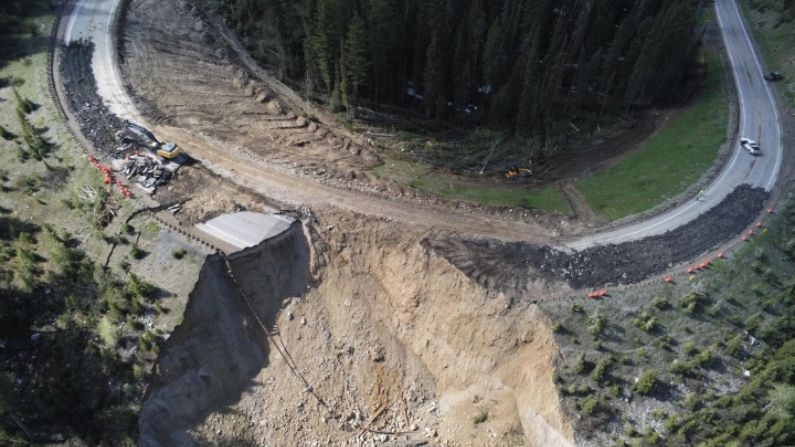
[117,121,182,159]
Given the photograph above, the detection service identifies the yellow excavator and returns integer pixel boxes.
[119,121,182,159]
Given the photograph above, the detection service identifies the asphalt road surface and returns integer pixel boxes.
[568,0,783,250]
[58,0,783,249]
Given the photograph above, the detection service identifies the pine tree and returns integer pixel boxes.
[344,15,369,98]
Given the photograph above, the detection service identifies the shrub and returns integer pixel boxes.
[683,392,699,411]
[97,316,120,350]
[472,411,488,425]
[679,292,705,314]
[581,395,599,416]
[683,341,698,356]
[130,245,145,260]
[590,313,605,336]
[633,310,657,332]
[634,369,658,395]
[653,297,670,310]
[745,313,762,333]
[0,125,14,141]
[171,248,187,259]
[727,335,744,357]
[592,357,612,384]
[695,348,714,368]
[670,360,693,377]
[574,352,588,374]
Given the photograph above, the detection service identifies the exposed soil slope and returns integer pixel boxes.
[119,0,379,181]
[140,211,574,446]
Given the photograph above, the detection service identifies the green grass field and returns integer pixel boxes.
[575,50,728,221]
[374,157,570,213]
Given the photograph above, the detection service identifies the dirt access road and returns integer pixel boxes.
[59,0,782,250]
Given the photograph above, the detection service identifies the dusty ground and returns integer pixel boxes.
[139,210,574,447]
[119,0,379,183]
[426,185,769,291]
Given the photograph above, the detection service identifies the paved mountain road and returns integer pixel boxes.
[57,0,783,249]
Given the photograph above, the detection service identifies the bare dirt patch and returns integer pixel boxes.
[119,0,379,183]
[426,185,769,291]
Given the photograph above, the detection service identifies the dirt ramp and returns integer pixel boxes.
[139,224,309,446]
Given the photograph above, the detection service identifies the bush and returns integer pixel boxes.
[727,335,744,357]
[574,352,588,374]
[472,411,488,425]
[695,348,714,368]
[634,369,658,396]
[0,125,14,141]
[97,316,120,350]
[590,313,605,336]
[683,341,698,356]
[130,245,145,260]
[592,357,612,384]
[679,292,705,314]
[581,395,599,416]
[670,360,693,377]
[653,297,670,310]
[745,313,762,333]
[171,248,187,259]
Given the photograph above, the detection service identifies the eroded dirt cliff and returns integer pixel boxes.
[140,211,573,446]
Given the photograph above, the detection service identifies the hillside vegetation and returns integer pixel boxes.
[542,191,795,446]
[199,0,703,148]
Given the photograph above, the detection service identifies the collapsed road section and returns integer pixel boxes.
[426,185,769,292]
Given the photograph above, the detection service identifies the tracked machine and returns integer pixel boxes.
[117,121,182,159]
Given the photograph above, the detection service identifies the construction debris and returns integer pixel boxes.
[113,152,184,195]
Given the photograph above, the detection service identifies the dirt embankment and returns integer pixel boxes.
[427,185,769,291]
[119,0,379,182]
[140,211,574,446]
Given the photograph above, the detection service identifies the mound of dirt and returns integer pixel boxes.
[140,211,574,446]
[427,185,769,291]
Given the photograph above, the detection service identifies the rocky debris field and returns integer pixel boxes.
[60,41,124,152]
[427,185,769,291]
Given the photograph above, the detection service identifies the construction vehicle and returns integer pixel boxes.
[504,167,531,180]
[117,121,182,159]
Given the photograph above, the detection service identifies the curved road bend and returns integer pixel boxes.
[568,0,783,250]
[59,0,782,249]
